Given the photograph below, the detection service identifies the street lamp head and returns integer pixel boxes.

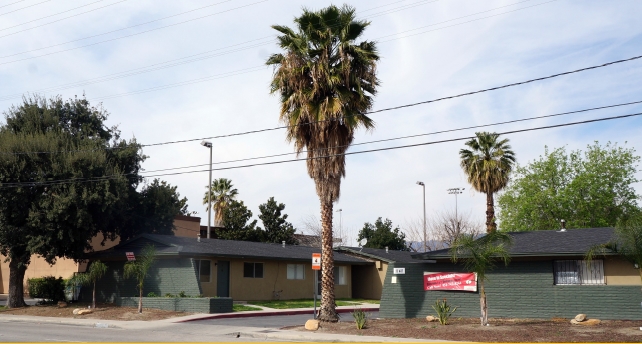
[416,181,424,186]
[201,140,212,148]
[336,209,342,212]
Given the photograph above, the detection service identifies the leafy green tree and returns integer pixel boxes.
[358,218,408,251]
[498,142,640,231]
[0,96,137,308]
[121,179,190,240]
[218,200,262,241]
[267,4,379,322]
[258,197,296,244]
[77,260,108,309]
[460,132,516,233]
[123,244,156,313]
[450,231,512,326]
[203,178,238,227]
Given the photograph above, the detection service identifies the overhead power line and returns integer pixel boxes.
[0,0,51,17]
[0,0,266,64]
[0,0,550,100]
[137,54,642,148]
[0,0,128,36]
[0,1,26,10]
[0,111,639,189]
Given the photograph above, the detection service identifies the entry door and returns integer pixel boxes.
[217,261,230,297]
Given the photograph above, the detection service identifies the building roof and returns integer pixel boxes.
[412,227,615,260]
[336,247,418,263]
[91,234,372,265]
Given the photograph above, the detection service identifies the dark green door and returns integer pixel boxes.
[217,261,230,297]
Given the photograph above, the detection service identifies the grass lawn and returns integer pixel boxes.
[233,304,263,312]
[248,299,377,309]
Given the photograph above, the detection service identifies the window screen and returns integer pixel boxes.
[554,260,604,285]
[243,262,264,278]
[287,264,305,280]
[334,266,347,285]
[198,260,211,283]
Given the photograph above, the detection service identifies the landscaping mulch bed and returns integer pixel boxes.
[296,317,642,342]
[0,302,190,321]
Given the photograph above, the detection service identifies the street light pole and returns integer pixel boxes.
[201,141,213,238]
[416,181,426,252]
[447,187,464,231]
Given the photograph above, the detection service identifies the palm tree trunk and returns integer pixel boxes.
[485,192,496,233]
[318,200,339,322]
[480,280,488,326]
[138,285,143,313]
[7,253,28,308]
[92,281,96,309]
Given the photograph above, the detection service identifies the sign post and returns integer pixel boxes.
[312,253,321,319]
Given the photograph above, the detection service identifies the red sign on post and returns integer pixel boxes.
[312,253,321,270]
[126,252,135,261]
[424,272,477,292]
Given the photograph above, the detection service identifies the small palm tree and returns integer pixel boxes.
[123,244,156,314]
[450,231,512,326]
[460,132,516,233]
[267,4,379,322]
[77,260,108,309]
[203,178,238,227]
[587,214,642,284]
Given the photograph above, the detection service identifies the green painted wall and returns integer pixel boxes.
[116,296,232,313]
[81,258,201,302]
[380,261,642,320]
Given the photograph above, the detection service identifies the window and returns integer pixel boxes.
[195,260,211,283]
[334,266,347,285]
[287,264,305,280]
[244,262,264,278]
[554,260,604,285]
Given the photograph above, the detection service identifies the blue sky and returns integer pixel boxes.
[1,0,641,245]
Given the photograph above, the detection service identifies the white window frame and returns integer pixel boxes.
[334,266,347,285]
[553,260,604,285]
[287,264,305,280]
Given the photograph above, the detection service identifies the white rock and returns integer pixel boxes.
[574,314,587,322]
[305,319,319,331]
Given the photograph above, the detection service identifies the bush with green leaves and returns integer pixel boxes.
[432,298,458,325]
[147,292,158,297]
[27,276,66,303]
[352,308,368,330]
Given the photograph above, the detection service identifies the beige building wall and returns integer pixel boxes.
[195,258,353,300]
[352,261,387,299]
[605,257,642,285]
[173,215,201,238]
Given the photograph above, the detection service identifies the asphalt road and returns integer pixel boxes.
[192,311,380,328]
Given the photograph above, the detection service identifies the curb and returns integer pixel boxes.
[175,307,379,323]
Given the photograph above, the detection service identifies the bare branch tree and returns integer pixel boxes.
[403,209,483,252]
[297,215,347,247]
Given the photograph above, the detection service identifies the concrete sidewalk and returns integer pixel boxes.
[0,304,445,342]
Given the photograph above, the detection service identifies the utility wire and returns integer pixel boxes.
[0,0,128,36]
[0,112,639,189]
[138,54,642,148]
[0,0,546,100]
[0,0,266,64]
[0,1,26,10]
[0,0,51,17]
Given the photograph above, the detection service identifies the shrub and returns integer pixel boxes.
[352,308,368,330]
[178,291,187,298]
[27,276,66,303]
[147,292,158,297]
[164,293,174,298]
[432,298,458,325]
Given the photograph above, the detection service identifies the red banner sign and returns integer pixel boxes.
[423,272,477,292]
[126,252,135,261]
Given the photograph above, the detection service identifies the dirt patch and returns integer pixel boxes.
[0,302,190,321]
[295,317,642,342]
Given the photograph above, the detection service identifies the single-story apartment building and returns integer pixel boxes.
[379,227,642,320]
[86,234,374,302]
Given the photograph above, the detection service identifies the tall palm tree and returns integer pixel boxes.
[460,132,515,233]
[450,231,512,326]
[203,178,238,227]
[266,4,379,322]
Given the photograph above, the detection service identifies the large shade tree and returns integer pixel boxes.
[460,132,516,233]
[203,178,238,227]
[266,4,379,321]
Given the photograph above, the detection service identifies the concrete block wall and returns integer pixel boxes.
[380,261,642,320]
[116,296,233,313]
[81,258,201,302]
